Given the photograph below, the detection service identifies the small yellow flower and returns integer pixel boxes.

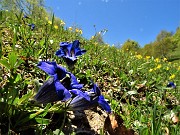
[135,54,142,59]
[155,58,160,63]
[166,67,170,70]
[45,17,48,20]
[75,28,79,33]
[146,56,151,59]
[126,48,129,51]
[168,62,171,65]
[68,27,73,31]
[79,29,83,34]
[169,74,175,80]
[163,57,167,61]
[54,25,58,29]
[91,36,94,39]
[156,64,162,69]
[48,21,52,24]
[149,69,153,72]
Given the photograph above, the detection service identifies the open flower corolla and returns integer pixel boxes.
[34,61,90,103]
[69,83,111,113]
[55,40,86,67]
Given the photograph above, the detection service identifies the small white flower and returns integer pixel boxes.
[15,44,21,49]
[129,69,133,74]
[49,40,54,44]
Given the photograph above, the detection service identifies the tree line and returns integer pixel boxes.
[119,28,180,60]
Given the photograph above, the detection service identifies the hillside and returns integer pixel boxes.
[0,1,180,135]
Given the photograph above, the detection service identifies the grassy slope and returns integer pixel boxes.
[0,9,180,135]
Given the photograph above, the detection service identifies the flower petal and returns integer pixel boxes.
[34,77,60,103]
[75,49,86,56]
[56,64,68,79]
[167,82,176,88]
[37,61,57,76]
[69,95,98,111]
[70,89,90,101]
[64,56,77,61]
[72,40,80,48]
[69,73,83,89]
[98,95,111,113]
[90,84,101,96]
[55,49,66,57]
[60,42,69,47]
[55,81,71,101]
[38,61,67,80]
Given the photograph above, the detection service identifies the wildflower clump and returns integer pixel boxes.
[55,40,86,67]
[34,61,90,103]
[34,40,111,114]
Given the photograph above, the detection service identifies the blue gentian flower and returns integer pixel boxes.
[34,61,90,104]
[167,82,176,88]
[28,23,35,30]
[69,83,111,113]
[55,40,86,67]
[23,14,29,18]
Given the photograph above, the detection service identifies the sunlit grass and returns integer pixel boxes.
[0,7,179,135]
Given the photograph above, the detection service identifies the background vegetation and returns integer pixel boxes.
[0,0,179,134]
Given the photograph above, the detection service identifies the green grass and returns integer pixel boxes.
[0,7,180,135]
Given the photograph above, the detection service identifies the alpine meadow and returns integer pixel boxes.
[0,0,179,135]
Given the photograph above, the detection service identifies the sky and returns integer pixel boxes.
[44,0,180,46]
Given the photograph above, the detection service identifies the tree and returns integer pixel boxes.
[153,30,177,57]
[172,27,180,48]
[121,39,140,52]
[156,30,172,42]
[140,43,153,56]
[0,0,47,20]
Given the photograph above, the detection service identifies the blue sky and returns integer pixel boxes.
[44,0,180,46]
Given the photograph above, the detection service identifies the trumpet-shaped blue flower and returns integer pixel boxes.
[69,83,111,113]
[167,82,176,88]
[28,23,35,30]
[55,40,86,66]
[34,61,90,103]
[23,14,29,18]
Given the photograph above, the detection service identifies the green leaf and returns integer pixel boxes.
[15,59,24,68]
[53,129,65,135]
[17,90,33,105]
[7,88,19,105]
[8,52,17,69]
[39,103,51,117]
[0,58,10,70]
[38,47,45,56]
[14,73,22,83]
[39,39,45,46]
[49,104,64,113]
[15,109,44,126]
[35,118,51,125]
